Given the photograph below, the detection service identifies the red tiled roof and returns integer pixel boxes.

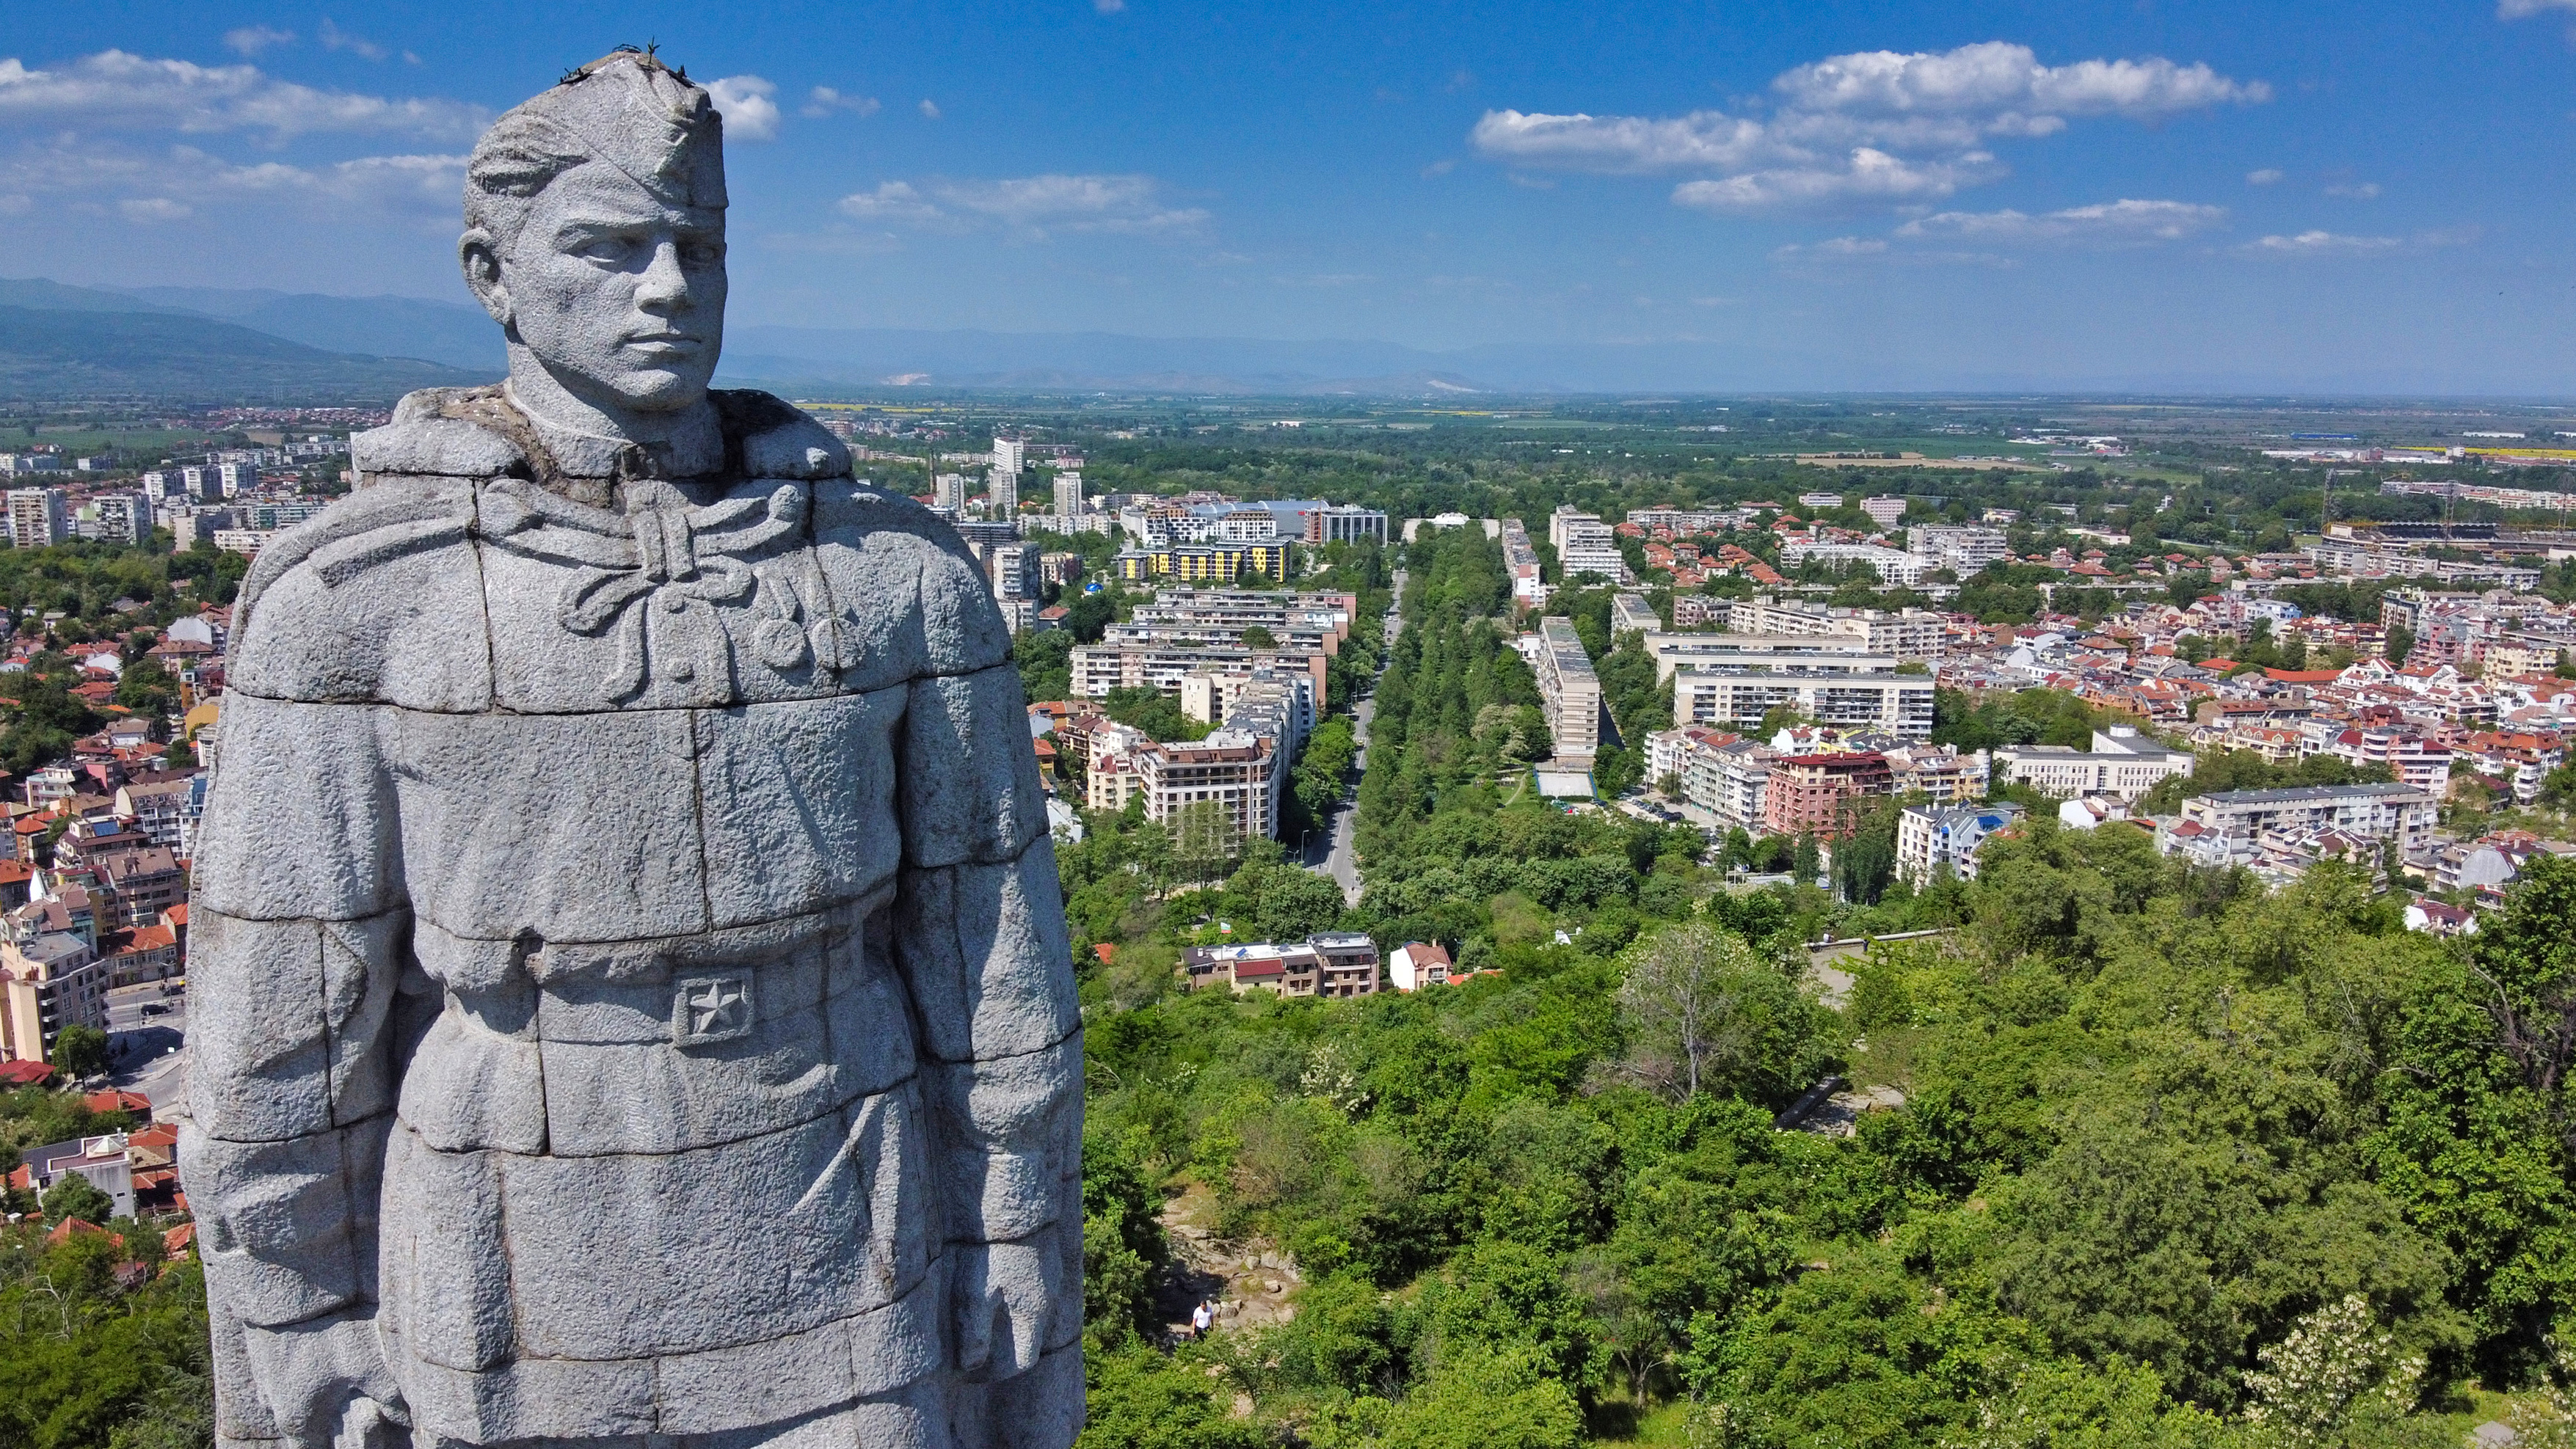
[0,1060,56,1087]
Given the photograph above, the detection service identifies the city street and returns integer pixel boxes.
[104,979,188,1116]
[1312,569,1405,905]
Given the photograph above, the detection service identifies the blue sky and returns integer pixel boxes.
[4,1,2573,391]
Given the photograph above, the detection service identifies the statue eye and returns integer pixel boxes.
[682,241,725,266]
[572,234,638,263]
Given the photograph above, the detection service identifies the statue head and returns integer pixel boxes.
[459,49,727,418]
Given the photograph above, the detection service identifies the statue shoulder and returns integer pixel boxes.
[228,478,490,710]
[350,387,526,484]
[713,390,851,480]
[809,483,1014,676]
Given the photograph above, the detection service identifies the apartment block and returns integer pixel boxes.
[1136,729,1278,841]
[1995,727,2191,800]
[1112,544,1291,585]
[2172,782,2437,858]
[1502,518,1547,608]
[1645,633,1896,683]
[0,932,103,1064]
[1728,596,1946,657]
[7,488,67,549]
[1673,671,1934,738]
[1905,525,2009,577]
[1762,752,1894,839]
[1896,802,2026,885]
[1780,541,1932,586]
[1532,616,1602,760]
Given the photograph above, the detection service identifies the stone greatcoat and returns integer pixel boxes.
[178,387,1083,1449]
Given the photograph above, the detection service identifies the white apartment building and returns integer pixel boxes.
[1728,596,1946,658]
[1779,541,1932,586]
[7,488,67,549]
[1135,729,1278,842]
[1533,617,1602,759]
[1671,670,1934,738]
[1906,525,2009,577]
[1610,594,1660,638]
[1797,492,1845,511]
[1896,802,2026,886]
[1645,635,1896,683]
[1995,727,2192,800]
[219,461,258,497]
[2175,782,2436,858]
[1860,497,1909,528]
[1052,471,1084,519]
[1502,518,1547,608]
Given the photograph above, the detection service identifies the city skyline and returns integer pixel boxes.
[1,1,2571,392]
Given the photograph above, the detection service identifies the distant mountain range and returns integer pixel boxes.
[0,278,1549,400]
[1,276,2524,400]
[0,279,492,402]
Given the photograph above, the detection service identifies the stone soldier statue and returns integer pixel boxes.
[178,49,1082,1449]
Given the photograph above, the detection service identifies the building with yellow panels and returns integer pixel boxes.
[1113,544,1291,584]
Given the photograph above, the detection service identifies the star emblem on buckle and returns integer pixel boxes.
[672,975,753,1045]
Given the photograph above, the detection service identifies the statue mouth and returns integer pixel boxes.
[622,332,707,358]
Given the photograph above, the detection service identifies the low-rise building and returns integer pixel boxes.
[1896,801,2026,885]
[1182,932,1380,998]
[1996,727,2192,800]
[1388,941,1456,990]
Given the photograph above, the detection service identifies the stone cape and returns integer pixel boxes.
[179,387,1085,1449]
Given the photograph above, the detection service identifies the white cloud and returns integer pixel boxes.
[918,98,941,119]
[117,197,189,222]
[0,50,485,139]
[2324,181,2380,199]
[705,75,779,141]
[1096,0,1127,12]
[1471,109,1769,175]
[2240,227,2475,258]
[0,135,464,223]
[2246,167,2283,185]
[1473,40,2265,214]
[1772,41,2264,122]
[1673,148,1996,212]
[1895,197,2226,245]
[837,180,944,224]
[801,86,880,119]
[835,173,1208,237]
[2501,0,2576,17]
[1772,236,1889,259]
[317,19,389,62]
[223,26,294,57]
[2244,230,2401,255]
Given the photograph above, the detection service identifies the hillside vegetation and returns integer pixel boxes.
[1074,529,2576,1449]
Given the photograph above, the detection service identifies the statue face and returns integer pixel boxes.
[493,161,727,413]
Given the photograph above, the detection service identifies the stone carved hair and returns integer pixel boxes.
[462,48,729,247]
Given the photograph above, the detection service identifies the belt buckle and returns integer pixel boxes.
[672,974,753,1045]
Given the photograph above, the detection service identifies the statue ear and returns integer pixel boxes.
[459,227,515,333]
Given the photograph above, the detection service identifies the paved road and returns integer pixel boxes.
[1316,569,1405,905]
[105,979,189,1117]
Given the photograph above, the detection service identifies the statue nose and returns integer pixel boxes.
[636,240,694,311]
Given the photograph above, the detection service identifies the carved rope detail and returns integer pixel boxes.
[481,477,859,703]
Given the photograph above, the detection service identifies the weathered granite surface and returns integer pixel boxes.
[178,48,1082,1449]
